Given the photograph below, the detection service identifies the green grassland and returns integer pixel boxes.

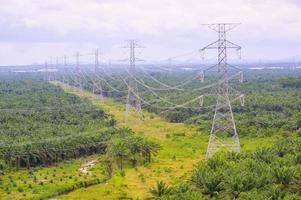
[0,155,109,200]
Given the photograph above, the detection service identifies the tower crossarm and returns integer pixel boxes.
[201,40,241,51]
[202,23,240,32]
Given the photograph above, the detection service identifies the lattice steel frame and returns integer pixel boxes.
[124,40,143,121]
[201,23,243,158]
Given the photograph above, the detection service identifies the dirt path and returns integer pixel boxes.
[79,159,97,174]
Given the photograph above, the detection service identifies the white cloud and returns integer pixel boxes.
[0,0,301,65]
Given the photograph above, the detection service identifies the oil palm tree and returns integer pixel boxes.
[148,180,172,199]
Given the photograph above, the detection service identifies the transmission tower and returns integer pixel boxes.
[124,40,143,122]
[49,56,54,81]
[93,49,104,103]
[200,23,243,158]
[44,61,48,81]
[75,52,82,90]
[62,55,67,84]
[55,56,59,81]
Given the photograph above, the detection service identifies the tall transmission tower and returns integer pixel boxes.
[200,23,243,158]
[123,40,143,122]
[93,49,104,103]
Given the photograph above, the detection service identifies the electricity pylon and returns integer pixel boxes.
[62,55,67,84]
[55,56,60,82]
[123,40,143,122]
[93,49,104,103]
[48,56,54,81]
[200,23,243,158]
[75,52,82,90]
[44,61,48,81]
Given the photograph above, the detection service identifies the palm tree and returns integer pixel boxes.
[142,140,161,163]
[148,180,171,199]
[106,137,129,170]
[128,136,143,167]
[192,166,222,197]
[273,166,294,186]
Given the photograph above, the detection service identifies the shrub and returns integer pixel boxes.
[192,166,223,197]
[17,187,24,193]
[264,184,285,200]
[273,166,294,186]
[253,148,275,164]
[223,169,257,198]
[149,181,172,198]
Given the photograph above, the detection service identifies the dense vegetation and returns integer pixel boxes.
[147,135,301,199]
[280,77,301,88]
[0,75,116,169]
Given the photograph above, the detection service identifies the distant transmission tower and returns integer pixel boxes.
[49,56,54,81]
[62,55,67,84]
[75,52,82,90]
[124,40,143,122]
[200,23,244,158]
[44,61,48,81]
[55,56,59,81]
[93,49,104,103]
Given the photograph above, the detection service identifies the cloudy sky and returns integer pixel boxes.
[0,0,301,65]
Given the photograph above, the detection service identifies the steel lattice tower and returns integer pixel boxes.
[75,52,82,90]
[49,56,54,81]
[44,61,48,81]
[201,23,243,158]
[124,40,143,121]
[62,55,67,84]
[93,49,104,103]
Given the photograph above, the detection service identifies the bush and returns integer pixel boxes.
[149,181,172,198]
[223,169,257,198]
[253,148,275,164]
[273,166,294,186]
[17,187,24,193]
[192,166,223,197]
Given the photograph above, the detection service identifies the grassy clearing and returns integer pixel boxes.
[57,83,277,200]
[0,155,108,200]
